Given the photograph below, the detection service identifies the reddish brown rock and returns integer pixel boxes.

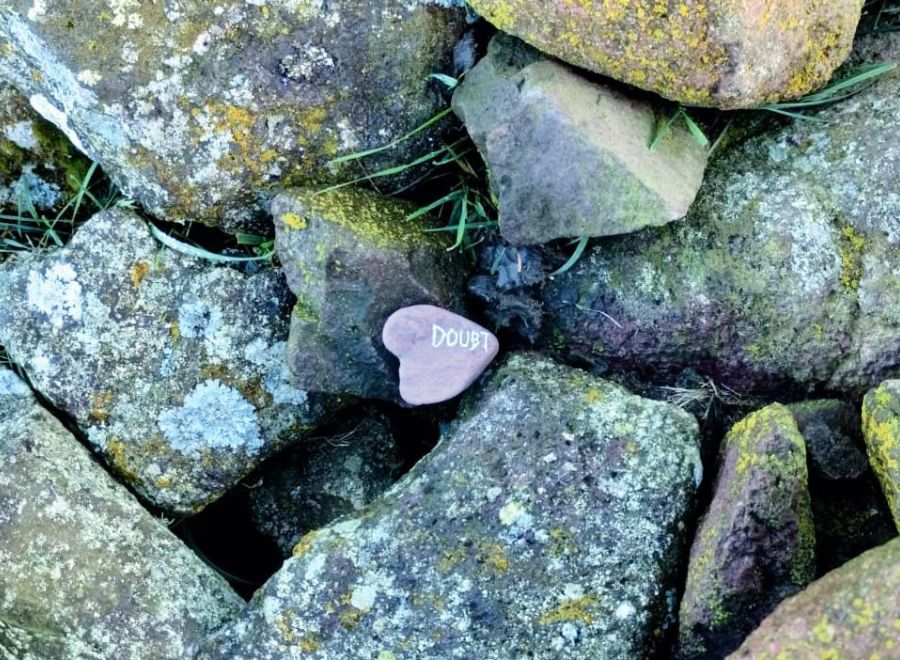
[382,305,499,406]
[729,537,900,659]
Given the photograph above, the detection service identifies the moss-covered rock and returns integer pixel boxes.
[273,187,467,401]
[202,354,702,658]
[0,209,337,514]
[248,409,403,556]
[0,368,242,658]
[0,82,89,217]
[0,1,464,231]
[539,63,900,395]
[729,536,900,659]
[678,404,816,659]
[862,380,900,531]
[467,0,862,109]
[452,34,707,245]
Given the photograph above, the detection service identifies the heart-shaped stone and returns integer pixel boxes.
[382,305,499,406]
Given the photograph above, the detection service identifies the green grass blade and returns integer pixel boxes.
[649,109,681,152]
[404,190,463,221]
[681,112,710,149]
[147,222,274,263]
[327,108,452,165]
[550,236,589,276]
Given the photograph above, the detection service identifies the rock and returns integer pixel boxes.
[539,65,900,395]
[790,400,869,481]
[0,82,89,217]
[862,380,900,531]
[467,0,862,110]
[203,354,702,659]
[452,35,707,245]
[790,399,896,574]
[0,368,243,658]
[729,536,900,659]
[0,2,464,230]
[249,410,403,556]
[383,304,499,405]
[273,187,467,402]
[678,404,816,659]
[0,209,335,514]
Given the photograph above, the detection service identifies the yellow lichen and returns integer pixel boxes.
[282,212,308,230]
[292,529,321,556]
[538,595,596,625]
[131,260,150,288]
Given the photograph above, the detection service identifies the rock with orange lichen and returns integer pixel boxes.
[468,0,863,109]
[728,537,900,659]
[0,1,464,231]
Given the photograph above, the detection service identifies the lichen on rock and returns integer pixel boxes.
[862,380,900,531]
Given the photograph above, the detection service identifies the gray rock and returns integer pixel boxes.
[452,35,707,245]
[202,354,702,659]
[789,399,896,574]
[0,1,464,231]
[677,404,815,659]
[0,209,335,514]
[249,410,403,556]
[0,368,243,659]
[273,187,467,402]
[861,379,900,531]
[540,65,900,395]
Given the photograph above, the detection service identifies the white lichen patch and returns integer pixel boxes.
[157,379,263,455]
[178,300,223,340]
[0,370,30,398]
[28,95,88,154]
[26,263,83,329]
[76,70,102,86]
[26,0,47,21]
[3,120,38,150]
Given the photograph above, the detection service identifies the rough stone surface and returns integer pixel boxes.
[202,354,702,659]
[0,368,243,659]
[790,399,896,574]
[729,537,900,659]
[0,209,335,514]
[467,0,862,109]
[678,404,816,659]
[0,1,464,230]
[383,304,499,405]
[273,187,467,402]
[249,409,403,556]
[0,82,89,216]
[862,379,900,531]
[452,35,707,245]
[540,66,900,396]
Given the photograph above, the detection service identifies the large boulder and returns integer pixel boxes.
[0,368,242,659]
[0,209,335,513]
[677,404,815,659]
[467,0,862,109]
[862,380,900,531]
[0,2,465,230]
[203,355,702,658]
[730,537,900,658]
[273,187,467,402]
[539,65,900,396]
[452,35,707,245]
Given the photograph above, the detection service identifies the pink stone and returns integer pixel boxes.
[382,305,499,406]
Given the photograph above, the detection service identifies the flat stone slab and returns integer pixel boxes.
[383,304,499,405]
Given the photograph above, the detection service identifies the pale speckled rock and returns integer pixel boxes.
[0,1,464,230]
[452,35,707,245]
[0,81,89,216]
[0,209,335,514]
[468,0,862,110]
[677,404,816,660]
[540,65,900,396]
[729,536,900,659]
[202,354,702,659]
[0,368,243,659]
[249,410,403,556]
[862,379,900,531]
[273,187,467,402]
